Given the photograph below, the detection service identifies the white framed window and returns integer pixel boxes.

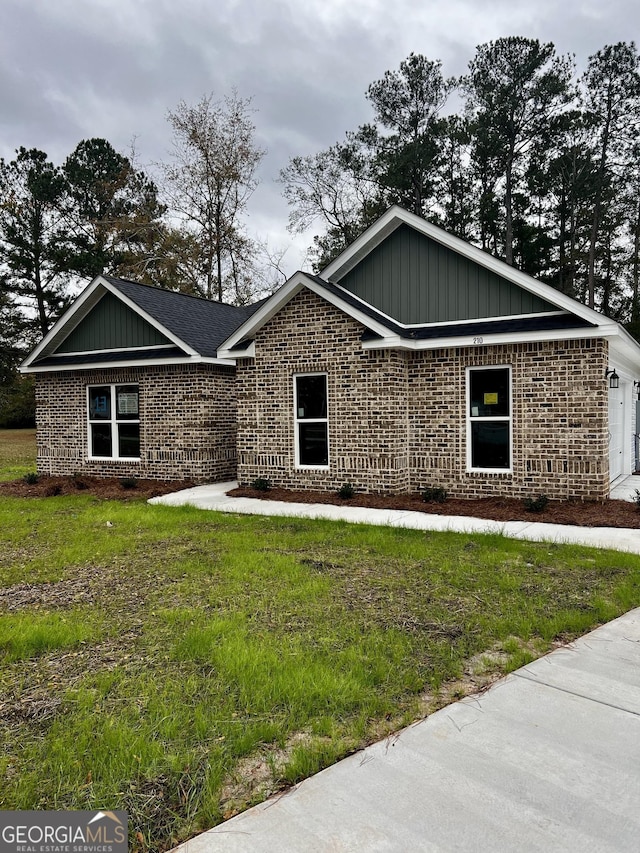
[466,366,512,472]
[294,373,329,468]
[87,384,140,460]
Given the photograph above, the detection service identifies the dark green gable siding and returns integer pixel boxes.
[57,293,171,353]
[335,224,558,324]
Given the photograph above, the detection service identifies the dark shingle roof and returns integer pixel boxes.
[102,276,258,358]
[303,274,405,335]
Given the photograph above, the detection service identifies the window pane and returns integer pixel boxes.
[116,385,139,419]
[89,387,111,420]
[296,375,327,419]
[91,423,112,457]
[298,423,328,465]
[470,369,509,417]
[471,422,509,469]
[118,424,140,458]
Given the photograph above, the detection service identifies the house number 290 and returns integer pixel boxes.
[473,336,484,345]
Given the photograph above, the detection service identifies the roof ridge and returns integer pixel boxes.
[104,275,255,312]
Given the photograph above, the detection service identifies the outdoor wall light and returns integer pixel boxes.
[634,380,640,400]
[605,368,619,389]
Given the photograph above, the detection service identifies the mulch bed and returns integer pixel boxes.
[2,476,639,528]
[230,486,640,529]
[0,475,194,501]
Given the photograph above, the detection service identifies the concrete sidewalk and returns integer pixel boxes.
[150,481,640,555]
[173,608,640,852]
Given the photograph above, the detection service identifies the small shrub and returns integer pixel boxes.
[71,473,88,490]
[23,472,39,485]
[252,477,272,492]
[45,484,62,497]
[336,482,355,500]
[634,489,640,510]
[120,477,138,490]
[421,487,448,503]
[523,494,549,513]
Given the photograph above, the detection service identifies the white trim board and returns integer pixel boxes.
[22,355,235,373]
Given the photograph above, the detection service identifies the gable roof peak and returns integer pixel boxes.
[320,206,608,329]
[21,274,260,370]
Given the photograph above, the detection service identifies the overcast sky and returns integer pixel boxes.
[1,0,639,277]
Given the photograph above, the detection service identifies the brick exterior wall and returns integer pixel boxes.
[236,288,610,500]
[35,363,237,482]
[408,340,609,500]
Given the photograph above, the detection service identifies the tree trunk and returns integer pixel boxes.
[587,95,612,310]
[632,196,640,321]
[215,197,223,302]
[32,206,49,336]
[504,147,515,266]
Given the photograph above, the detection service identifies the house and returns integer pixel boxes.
[22,206,640,500]
[217,206,640,500]
[21,275,259,482]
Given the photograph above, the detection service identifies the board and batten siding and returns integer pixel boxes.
[335,223,558,325]
[57,293,171,352]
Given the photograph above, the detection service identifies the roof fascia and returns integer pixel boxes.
[21,355,235,374]
[46,343,177,358]
[321,206,608,330]
[222,341,255,359]
[216,272,396,358]
[607,327,640,370]
[361,323,624,353]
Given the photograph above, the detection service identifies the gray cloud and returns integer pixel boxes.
[1,0,639,273]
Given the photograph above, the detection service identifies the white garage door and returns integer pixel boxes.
[609,385,625,482]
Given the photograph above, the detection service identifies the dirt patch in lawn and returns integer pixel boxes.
[0,475,194,501]
[230,485,640,528]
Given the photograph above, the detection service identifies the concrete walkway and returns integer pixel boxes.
[173,608,640,852]
[150,481,640,555]
[610,473,640,502]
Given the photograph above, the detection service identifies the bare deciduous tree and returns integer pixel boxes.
[161,91,265,302]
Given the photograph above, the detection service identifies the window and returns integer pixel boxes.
[88,384,140,459]
[467,367,511,471]
[294,374,328,467]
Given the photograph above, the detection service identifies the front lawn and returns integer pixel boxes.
[1,493,639,850]
[1,430,639,850]
[0,428,36,481]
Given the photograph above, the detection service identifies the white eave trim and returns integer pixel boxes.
[47,343,178,358]
[22,355,235,373]
[221,341,256,359]
[21,275,199,370]
[361,322,623,352]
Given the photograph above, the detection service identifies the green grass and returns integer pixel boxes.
[0,609,107,660]
[1,433,640,850]
[0,428,36,481]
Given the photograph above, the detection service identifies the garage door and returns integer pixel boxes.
[609,385,624,482]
